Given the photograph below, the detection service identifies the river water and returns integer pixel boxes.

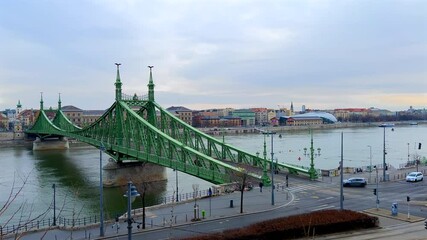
[0,124,426,225]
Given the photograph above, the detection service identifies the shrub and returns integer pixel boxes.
[182,209,378,240]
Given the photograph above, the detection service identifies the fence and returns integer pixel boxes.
[0,188,212,237]
[0,218,53,236]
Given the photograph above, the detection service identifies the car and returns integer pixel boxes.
[406,172,424,182]
[343,177,367,187]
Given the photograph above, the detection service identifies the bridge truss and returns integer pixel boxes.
[26,66,315,184]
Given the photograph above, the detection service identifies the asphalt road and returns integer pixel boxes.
[113,174,427,240]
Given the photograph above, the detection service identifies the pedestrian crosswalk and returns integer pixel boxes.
[285,183,321,193]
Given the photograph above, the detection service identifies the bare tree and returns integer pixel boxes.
[229,167,251,214]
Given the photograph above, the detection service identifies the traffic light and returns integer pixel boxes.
[419,143,422,150]
[407,196,410,202]
[425,220,427,229]
[373,188,377,195]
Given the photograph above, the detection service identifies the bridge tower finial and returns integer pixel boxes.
[58,93,62,110]
[40,92,44,111]
[147,66,155,102]
[115,63,122,101]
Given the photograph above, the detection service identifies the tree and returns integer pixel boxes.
[230,167,251,214]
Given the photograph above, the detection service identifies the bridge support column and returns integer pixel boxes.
[33,137,70,150]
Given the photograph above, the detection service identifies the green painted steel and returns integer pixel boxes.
[26,66,317,184]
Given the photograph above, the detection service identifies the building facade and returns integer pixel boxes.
[62,105,84,126]
[231,109,256,126]
[166,106,193,126]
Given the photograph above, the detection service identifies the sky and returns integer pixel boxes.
[0,0,426,112]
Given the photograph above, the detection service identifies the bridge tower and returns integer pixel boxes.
[58,93,62,110]
[146,66,157,125]
[40,92,44,110]
[115,63,122,101]
[114,63,124,161]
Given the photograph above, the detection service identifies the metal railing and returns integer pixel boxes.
[0,188,213,237]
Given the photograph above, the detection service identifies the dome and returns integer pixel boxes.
[293,112,338,123]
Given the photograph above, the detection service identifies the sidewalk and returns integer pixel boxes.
[16,186,293,240]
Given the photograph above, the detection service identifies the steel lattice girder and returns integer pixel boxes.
[26,98,312,183]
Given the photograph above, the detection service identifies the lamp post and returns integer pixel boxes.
[261,137,270,185]
[52,184,56,226]
[192,184,199,220]
[382,126,386,181]
[368,145,372,184]
[262,131,276,206]
[124,181,140,240]
[174,164,179,202]
[407,143,410,165]
[380,125,394,181]
[340,132,343,210]
[375,166,379,209]
[307,130,319,180]
[99,144,105,237]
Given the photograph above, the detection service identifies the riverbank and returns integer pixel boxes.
[0,139,32,147]
[200,121,426,135]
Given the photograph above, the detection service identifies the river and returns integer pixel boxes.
[0,124,425,225]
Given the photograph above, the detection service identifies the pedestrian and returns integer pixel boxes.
[112,214,120,233]
[259,182,263,192]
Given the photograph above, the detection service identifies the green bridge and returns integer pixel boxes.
[25,65,318,185]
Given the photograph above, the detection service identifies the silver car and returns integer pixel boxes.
[406,172,423,182]
[343,177,367,187]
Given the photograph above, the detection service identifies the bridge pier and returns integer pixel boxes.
[33,137,70,150]
[103,160,167,187]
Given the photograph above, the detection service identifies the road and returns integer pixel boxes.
[105,173,427,240]
[16,169,427,240]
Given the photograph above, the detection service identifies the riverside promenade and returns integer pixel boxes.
[10,165,427,240]
[14,184,294,240]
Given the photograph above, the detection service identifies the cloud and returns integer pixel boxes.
[0,0,426,112]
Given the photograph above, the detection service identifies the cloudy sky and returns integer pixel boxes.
[0,0,426,112]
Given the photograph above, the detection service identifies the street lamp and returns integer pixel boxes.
[374,166,379,209]
[407,143,410,165]
[192,184,199,220]
[380,125,394,181]
[382,126,386,181]
[367,145,372,183]
[262,131,276,206]
[52,184,56,226]
[307,130,319,180]
[174,164,179,202]
[99,143,105,237]
[124,181,140,240]
[340,132,343,210]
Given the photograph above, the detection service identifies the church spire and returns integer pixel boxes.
[115,63,122,101]
[16,100,22,115]
[147,66,155,102]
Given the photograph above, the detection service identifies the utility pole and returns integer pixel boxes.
[340,132,344,210]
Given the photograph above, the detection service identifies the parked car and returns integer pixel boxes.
[343,177,367,187]
[406,172,424,182]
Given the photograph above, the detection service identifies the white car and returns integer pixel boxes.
[406,172,424,182]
